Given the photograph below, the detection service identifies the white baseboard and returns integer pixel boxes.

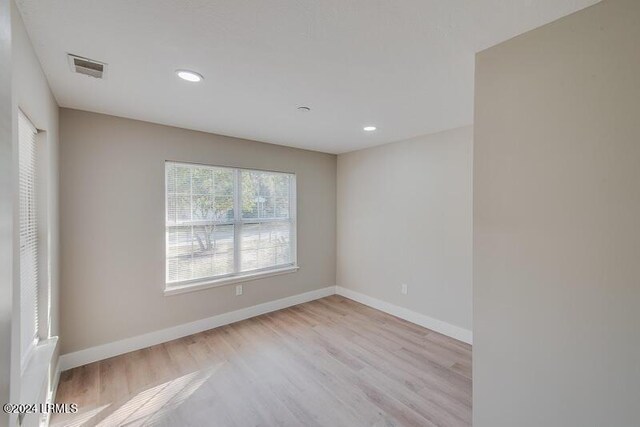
[335,286,473,345]
[59,286,336,371]
[59,285,471,371]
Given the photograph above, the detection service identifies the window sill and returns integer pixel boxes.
[21,337,58,403]
[164,265,300,296]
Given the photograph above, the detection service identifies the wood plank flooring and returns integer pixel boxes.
[52,295,472,427]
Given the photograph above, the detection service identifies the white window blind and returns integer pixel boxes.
[18,110,39,370]
[165,162,296,286]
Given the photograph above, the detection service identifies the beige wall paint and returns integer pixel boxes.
[59,109,336,354]
[474,0,640,426]
[11,0,60,413]
[337,126,473,332]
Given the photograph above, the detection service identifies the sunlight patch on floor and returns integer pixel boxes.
[96,366,220,426]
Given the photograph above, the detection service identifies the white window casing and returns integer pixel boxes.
[18,110,39,372]
[165,162,297,294]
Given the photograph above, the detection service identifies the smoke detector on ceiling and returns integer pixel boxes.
[68,54,107,79]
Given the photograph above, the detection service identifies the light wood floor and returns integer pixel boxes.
[52,295,472,427]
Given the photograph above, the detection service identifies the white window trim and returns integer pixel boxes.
[17,109,59,417]
[18,109,40,374]
[164,161,298,295]
[20,337,57,404]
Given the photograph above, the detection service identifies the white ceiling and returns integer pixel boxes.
[17,0,598,154]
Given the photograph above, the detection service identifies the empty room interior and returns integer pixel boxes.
[1,0,639,426]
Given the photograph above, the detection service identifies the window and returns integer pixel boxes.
[165,162,297,293]
[18,110,39,371]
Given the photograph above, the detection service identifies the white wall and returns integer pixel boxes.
[12,0,60,340]
[59,109,336,354]
[0,1,13,425]
[474,0,640,425]
[337,126,473,337]
[8,1,60,423]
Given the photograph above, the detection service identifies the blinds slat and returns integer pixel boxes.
[165,162,295,285]
[18,110,39,370]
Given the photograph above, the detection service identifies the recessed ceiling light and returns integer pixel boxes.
[297,106,311,112]
[176,70,203,82]
[363,126,377,132]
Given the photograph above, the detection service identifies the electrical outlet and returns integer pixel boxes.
[401,283,408,295]
[235,284,243,296]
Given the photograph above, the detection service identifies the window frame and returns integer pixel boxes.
[164,161,298,296]
[18,109,40,373]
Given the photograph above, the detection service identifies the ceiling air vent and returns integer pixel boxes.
[68,54,107,79]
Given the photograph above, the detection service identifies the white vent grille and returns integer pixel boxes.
[68,54,106,79]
